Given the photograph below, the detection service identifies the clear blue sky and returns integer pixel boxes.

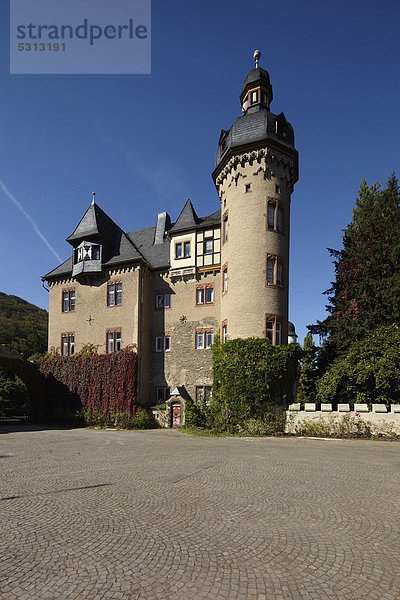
[1,0,400,345]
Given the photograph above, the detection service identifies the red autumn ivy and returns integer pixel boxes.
[40,348,138,417]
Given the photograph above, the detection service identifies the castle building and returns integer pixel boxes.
[42,53,298,426]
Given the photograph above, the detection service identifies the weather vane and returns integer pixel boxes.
[253,49,261,69]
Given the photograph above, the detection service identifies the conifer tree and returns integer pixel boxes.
[310,174,400,359]
[296,333,318,403]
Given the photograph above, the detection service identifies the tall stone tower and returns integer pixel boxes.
[212,51,298,345]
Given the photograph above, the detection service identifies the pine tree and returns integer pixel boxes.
[310,174,400,359]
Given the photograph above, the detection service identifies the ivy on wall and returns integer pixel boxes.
[40,349,138,417]
[207,336,300,432]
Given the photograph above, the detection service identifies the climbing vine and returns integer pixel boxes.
[40,348,138,417]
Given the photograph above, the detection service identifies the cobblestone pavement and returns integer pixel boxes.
[0,427,399,600]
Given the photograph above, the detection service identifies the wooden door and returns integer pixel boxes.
[171,402,181,428]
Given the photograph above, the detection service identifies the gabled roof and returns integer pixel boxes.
[169,199,200,234]
[43,201,221,281]
[66,202,122,246]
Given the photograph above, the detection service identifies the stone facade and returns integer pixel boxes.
[43,56,298,422]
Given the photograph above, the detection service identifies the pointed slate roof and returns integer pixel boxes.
[43,202,221,281]
[169,200,200,234]
[66,202,122,246]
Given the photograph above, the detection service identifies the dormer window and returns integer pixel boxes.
[175,241,190,259]
[72,241,103,277]
[74,242,102,264]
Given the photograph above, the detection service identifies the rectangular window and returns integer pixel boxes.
[277,207,283,232]
[196,285,214,306]
[175,242,182,258]
[204,238,213,255]
[276,262,283,286]
[266,321,274,344]
[196,332,204,349]
[276,321,282,346]
[205,331,214,348]
[62,289,75,312]
[266,255,283,287]
[155,292,171,310]
[245,183,251,193]
[157,387,170,404]
[251,90,258,104]
[196,386,212,406]
[184,241,191,257]
[267,199,284,233]
[265,315,282,345]
[155,336,163,352]
[267,203,275,230]
[155,335,171,352]
[107,330,121,353]
[107,282,122,307]
[222,322,228,343]
[266,258,275,285]
[223,212,229,243]
[222,265,228,293]
[196,288,204,305]
[61,333,74,356]
[195,330,214,350]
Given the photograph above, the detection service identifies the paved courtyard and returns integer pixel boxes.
[0,427,399,600]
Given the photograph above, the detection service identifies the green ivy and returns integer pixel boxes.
[209,337,300,432]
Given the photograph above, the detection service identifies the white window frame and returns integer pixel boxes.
[195,332,205,349]
[107,330,121,353]
[156,335,171,353]
[205,331,214,349]
[204,238,213,255]
[61,333,74,356]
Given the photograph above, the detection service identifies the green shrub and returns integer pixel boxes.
[0,369,28,414]
[317,325,400,406]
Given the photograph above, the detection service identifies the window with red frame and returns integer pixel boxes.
[107,282,122,306]
[266,316,282,345]
[266,255,283,287]
[62,289,75,312]
[107,330,121,353]
[196,285,214,305]
[61,333,74,356]
[267,199,284,233]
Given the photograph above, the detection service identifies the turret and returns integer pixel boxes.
[212,51,298,344]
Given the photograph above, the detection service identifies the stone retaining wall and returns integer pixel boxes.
[286,404,400,436]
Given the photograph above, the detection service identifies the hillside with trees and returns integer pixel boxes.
[0,292,48,357]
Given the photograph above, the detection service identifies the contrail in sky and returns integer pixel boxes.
[0,178,62,263]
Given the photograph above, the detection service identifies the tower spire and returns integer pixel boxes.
[92,192,96,205]
[253,49,261,69]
